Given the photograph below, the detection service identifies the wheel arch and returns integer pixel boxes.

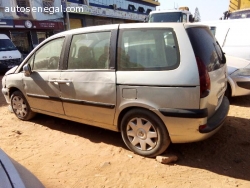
[227,76,235,97]
[117,106,169,135]
[9,87,22,99]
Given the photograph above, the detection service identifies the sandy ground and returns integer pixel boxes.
[0,74,250,188]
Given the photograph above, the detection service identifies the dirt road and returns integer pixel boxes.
[1,74,250,188]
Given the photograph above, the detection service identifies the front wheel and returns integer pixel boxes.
[10,91,36,120]
[121,109,170,157]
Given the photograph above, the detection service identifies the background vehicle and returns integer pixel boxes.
[201,19,250,61]
[0,34,23,73]
[0,148,44,188]
[225,55,250,97]
[224,0,250,19]
[147,7,194,23]
[2,23,229,157]
[198,19,250,98]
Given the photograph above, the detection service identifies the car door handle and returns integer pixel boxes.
[49,79,72,85]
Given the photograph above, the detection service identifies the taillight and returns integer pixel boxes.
[196,57,211,98]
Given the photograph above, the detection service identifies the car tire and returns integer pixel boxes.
[10,91,36,121]
[225,83,231,100]
[121,109,170,157]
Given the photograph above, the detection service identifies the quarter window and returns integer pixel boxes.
[117,29,179,71]
[68,32,111,69]
[33,37,64,70]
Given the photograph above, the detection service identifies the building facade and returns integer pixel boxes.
[0,0,160,55]
[0,0,64,56]
[64,0,160,29]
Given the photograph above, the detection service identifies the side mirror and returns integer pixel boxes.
[23,64,32,76]
[144,16,149,23]
[189,15,194,23]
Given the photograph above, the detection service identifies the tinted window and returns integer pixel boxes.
[117,29,179,71]
[68,32,111,69]
[149,12,182,22]
[33,38,64,70]
[186,27,225,72]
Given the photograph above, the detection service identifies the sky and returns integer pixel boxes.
[157,0,230,21]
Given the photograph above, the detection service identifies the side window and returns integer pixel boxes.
[182,14,187,22]
[117,29,179,71]
[210,26,216,36]
[33,37,64,70]
[68,32,111,69]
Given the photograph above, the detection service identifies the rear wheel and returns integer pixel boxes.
[121,109,170,157]
[10,91,36,120]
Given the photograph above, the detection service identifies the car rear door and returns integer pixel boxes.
[59,27,117,128]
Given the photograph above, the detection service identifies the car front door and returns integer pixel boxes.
[59,31,116,128]
[22,37,65,115]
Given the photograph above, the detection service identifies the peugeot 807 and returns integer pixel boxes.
[2,23,229,157]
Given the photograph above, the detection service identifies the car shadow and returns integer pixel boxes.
[229,95,250,107]
[30,114,126,149]
[167,115,250,181]
[30,111,250,181]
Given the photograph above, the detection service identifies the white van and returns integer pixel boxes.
[199,19,250,61]
[0,34,22,73]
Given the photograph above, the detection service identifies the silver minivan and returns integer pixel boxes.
[2,23,229,157]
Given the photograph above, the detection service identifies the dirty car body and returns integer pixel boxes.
[2,23,229,157]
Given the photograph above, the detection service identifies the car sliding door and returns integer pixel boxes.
[59,31,116,128]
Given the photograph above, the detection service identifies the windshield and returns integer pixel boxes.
[149,12,183,22]
[0,39,17,51]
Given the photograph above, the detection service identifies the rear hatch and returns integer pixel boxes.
[186,25,227,118]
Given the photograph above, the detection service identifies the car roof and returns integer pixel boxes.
[40,23,209,46]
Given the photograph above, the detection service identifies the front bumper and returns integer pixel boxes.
[2,87,10,104]
[229,75,250,96]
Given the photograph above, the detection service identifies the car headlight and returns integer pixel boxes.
[231,63,250,76]
[231,67,250,76]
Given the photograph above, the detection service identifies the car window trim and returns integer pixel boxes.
[64,29,116,71]
[32,37,66,71]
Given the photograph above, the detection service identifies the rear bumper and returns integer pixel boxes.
[155,96,230,143]
[199,96,230,133]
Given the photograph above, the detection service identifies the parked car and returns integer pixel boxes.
[226,55,250,97]
[0,148,44,188]
[0,34,23,73]
[1,23,229,157]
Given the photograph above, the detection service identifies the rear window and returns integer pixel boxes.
[186,27,225,72]
[117,29,179,71]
